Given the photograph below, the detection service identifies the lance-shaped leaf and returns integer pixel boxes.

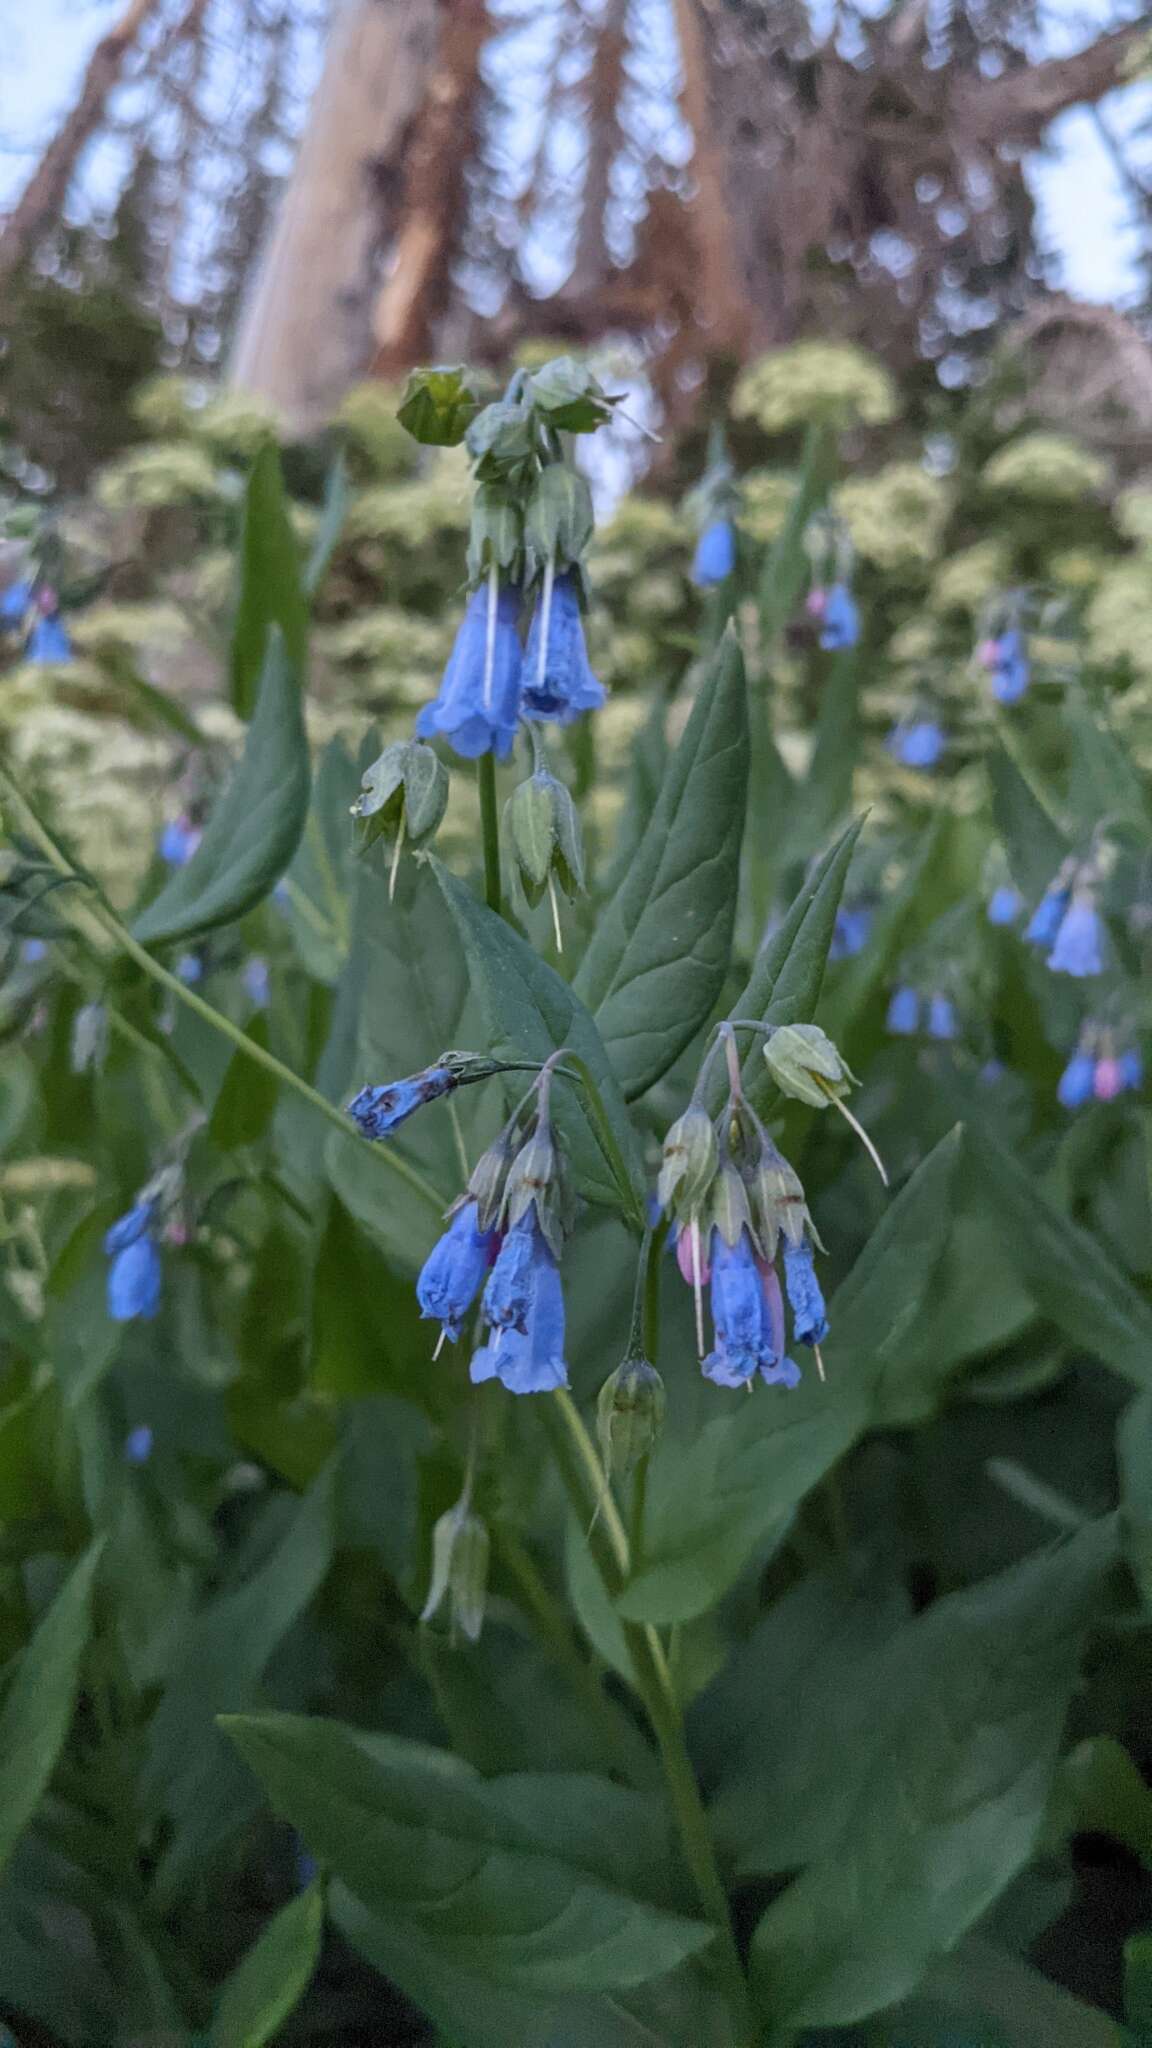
[231,442,309,719]
[212,1878,325,2048]
[574,630,749,1101]
[0,1541,103,1878]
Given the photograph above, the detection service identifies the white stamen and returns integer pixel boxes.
[692,1219,705,1359]
[547,872,563,952]
[813,1343,826,1383]
[388,811,405,902]
[536,555,556,697]
[483,562,499,715]
[433,1327,449,1361]
[828,1092,889,1186]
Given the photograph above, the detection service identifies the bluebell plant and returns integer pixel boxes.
[105,1198,164,1322]
[686,424,738,589]
[1058,1025,1143,1109]
[888,715,945,771]
[1026,859,1106,977]
[977,623,1030,704]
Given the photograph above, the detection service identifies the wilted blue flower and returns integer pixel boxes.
[830,904,872,959]
[417,1199,498,1341]
[1024,886,1070,950]
[985,628,1030,705]
[886,985,920,1035]
[987,884,1024,926]
[888,718,944,770]
[703,1231,801,1389]
[1048,894,1104,978]
[26,614,72,664]
[348,1065,455,1139]
[0,579,31,623]
[176,953,203,985]
[819,583,860,651]
[522,570,605,724]
[159,817,201,866]
[415,579,523,760]
[123,1424,154,1465]
[243,957,270,1008]
[105,1204,162,1322]
[926,993,958,1041]
[691,519,736,588]
[472,1220,568,1393]
[1057,1049,1096,1110]
[782,1238,828,1347]
[1120,1049,1144,1092]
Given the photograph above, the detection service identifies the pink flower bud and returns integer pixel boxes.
[805,587,827,618]
[1094,1057,1122,1102]
[757,1257,786,1362]
[676,1223,710,1288]
[976,637,999,670]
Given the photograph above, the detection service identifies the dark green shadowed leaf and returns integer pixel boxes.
[212,1877,325,2048]
[222,1715,713,1996]
[432,860,645,1219]
[574,630,748,1101]
[209,1011,280,1148]
[231,442,309,719]
[749,1520,1117,2036]
[133,635,310,948]
[0,1541,103,1878]
[988,743,1068,904]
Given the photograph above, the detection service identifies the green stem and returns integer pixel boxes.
[478,752,503,918]
[0,757,445,1218]
[544,1392,751,2044]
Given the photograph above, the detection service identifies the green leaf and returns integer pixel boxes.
[278,737,358,984]
[1064,687,1150,833]
[398,365,484,446]
[574,630,749,1100]
[0,1541,103,1879]
[615,1372,868,1626]
[1118,1391,1152,1602]
[988,744,1068,904]
[212,1877,325,2048]
[133,635,310,948]
[94,641,208,747]
[223,1715,713,1996]
[231,443,309,720]
[758,421,835,642]
[1058,1737,1152,1868]
[305,451,350,598]
[208,1011,280,1148]
[966,1124,1152,1392]
[709,815,864,1116]
[432,861,645,1219]
[750,1520,1116,2034]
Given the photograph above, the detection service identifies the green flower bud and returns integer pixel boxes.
[597,1356,666,1478]
[524,356,619,433]
[466,485,523,582]
[709,1161,754,1247]
[466,1127,517,1231]
[421,1500,490,1644]
[504,770,585,911]
[397,363,484,447]
[762,1024,858,1108]
[752,1142,823,1257]
[525,464,595,575]
[657,1104,719,1219]
[352,740,449,856]
[505,1123,569,1255]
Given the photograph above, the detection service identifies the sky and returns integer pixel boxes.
[1,0,1150,310]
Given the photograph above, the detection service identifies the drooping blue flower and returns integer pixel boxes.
[782,1238,828,1347]
[987,883,1024,927]
[987,628,1030,705]
[1120,1049,1144,1093]
[888,718,944,771]
[176,953,202,985]
[819,583,860,651]
[243,957,270,1008]
[415,579,523,760]
[123,1424,154,1465]
[830,904,872,960]
[0,579,31,624]
[926,993,958,1041]
[522,570,605,724]
[347,1065,456,1139]
[26,614,72,664]
[1024,886,1070,951]
[691,519,736,588]
[158,817,201,866]
[702,1230,801,1389]
[472,1222,568,1393]
[105,1204,162,1323]
[886,985,920,1035]
[1048,894,1105,978]
[1057,1049,1096,1110]
[417,1199,497,1341]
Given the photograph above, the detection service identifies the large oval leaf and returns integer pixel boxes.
[574,631,748,1101]
[133,636,310,948]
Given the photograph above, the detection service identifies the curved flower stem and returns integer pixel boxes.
[545,1390,752,2045]
[477,752,503,918]
[0,757,446,1218]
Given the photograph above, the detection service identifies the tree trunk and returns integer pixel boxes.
[230,0,440,430]
[0,0,163,288]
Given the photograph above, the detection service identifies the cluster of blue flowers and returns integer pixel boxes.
[886,986,959,1040]
[1058,1030,1142,1110]
[806,582,860,651]
[1025,864,1106,978]
[977,626,1030,704]
[0,578,72,665]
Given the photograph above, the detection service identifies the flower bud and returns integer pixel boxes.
[525,464,595,575]
[352,740,448,852]
[504,770,585,910]
[709,1161,754,1248]
[752,1143,821,1257]
[70,1001,108,1075]
[505,1123,569,1255]
[657,1104,719,1218]
[421,1501,490,1644]
[597,1356,666,1478]
[762,1023,858,1108]
[524,356,618,433]
[467,1127,517,1230]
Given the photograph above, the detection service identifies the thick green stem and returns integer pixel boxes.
[544,1392,751,2044]
[478,752,503,918]
[0,757,445,1218]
